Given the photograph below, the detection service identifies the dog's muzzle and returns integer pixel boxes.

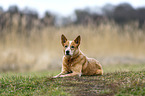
[65,50,70,55]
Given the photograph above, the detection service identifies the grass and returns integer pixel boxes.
[0,64,145,96]
[0,74,68,95]
[103,63,145,73]
[0,71,68,95]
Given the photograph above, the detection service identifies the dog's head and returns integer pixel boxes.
[61,34,81,57]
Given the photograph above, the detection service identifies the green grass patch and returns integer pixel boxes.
[0,71,68,96]
[103,63,145,73]
[0,64,145,96]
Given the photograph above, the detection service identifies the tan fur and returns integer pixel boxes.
[54,34,103,78]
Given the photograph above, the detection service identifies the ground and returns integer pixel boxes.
[0,64,145,96]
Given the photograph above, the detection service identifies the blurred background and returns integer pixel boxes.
[0,0,145,72]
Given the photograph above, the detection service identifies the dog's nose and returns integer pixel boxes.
[66,50,70,55]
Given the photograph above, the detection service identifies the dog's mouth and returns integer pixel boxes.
[66,53,70,56]
[65,49,75,56]
[65,53,71,56]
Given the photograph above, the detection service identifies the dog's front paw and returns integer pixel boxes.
[59,75,66,77]
[53,75,59,78]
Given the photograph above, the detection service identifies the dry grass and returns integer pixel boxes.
[0,22,145,72]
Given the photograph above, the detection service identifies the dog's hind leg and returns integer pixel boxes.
[96,69,103,75]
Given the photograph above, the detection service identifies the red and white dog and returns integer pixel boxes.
[54,34,103,78]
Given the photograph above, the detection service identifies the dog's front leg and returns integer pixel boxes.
[59,64,82,77]
[59,72,82,77]
[53,72,63,78]
[53,71,67,78]
[53,62,69,78]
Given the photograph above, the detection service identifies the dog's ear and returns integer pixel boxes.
[74,35,81,46]
[61,34,67,46]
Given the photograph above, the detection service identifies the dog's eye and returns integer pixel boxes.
[65,45,68,48]
[71,46,74,48]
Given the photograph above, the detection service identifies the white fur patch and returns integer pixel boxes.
[65,41,73,56]
[69,41,72,48]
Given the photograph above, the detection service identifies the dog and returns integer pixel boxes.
[54,34,103,78]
